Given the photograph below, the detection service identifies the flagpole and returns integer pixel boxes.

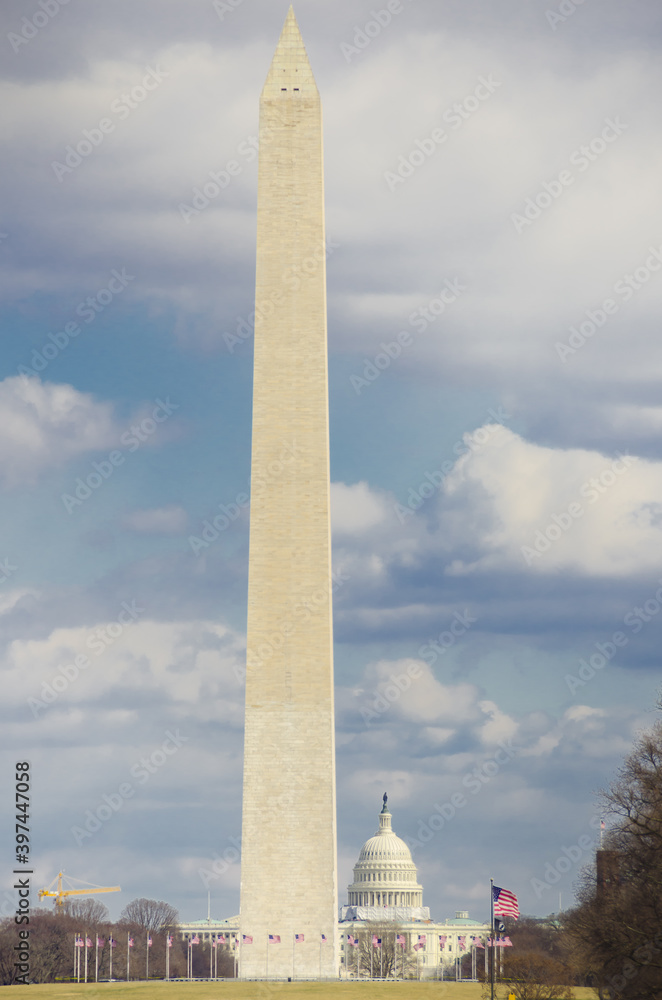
[95,937,99,983]
[490,878,495,1000]
[166,936,169,981]
[109,938,113,981]
[266,936,269,980]
[84,933,88,983]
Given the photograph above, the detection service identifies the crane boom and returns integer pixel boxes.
[38,872,121,908]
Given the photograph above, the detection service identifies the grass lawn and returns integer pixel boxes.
[0,983,600,1000]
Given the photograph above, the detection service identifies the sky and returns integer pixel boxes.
[1,0,662,930]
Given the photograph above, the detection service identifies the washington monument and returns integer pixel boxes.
[239,7,338,980]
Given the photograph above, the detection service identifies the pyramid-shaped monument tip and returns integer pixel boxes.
[262,5,318,97]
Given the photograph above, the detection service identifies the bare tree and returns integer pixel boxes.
[481,953,574,999]
[63,899,109,925]
[565,712,662,998]
[353,923,417,979]
[119,898,179,933]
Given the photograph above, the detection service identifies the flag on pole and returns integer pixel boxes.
[397,934,406,948]
[268,935,281,943]
[473,936,485,949]
[219,935,226,945]
[191,936,200,945]
[167,936,173,948]
[321,934,328,943]
[128,938,134,948]
[147,936,152,948]
[75,936,84,948]
[348,935,358,948]
[372,935,381,948]
[458,936,466,951]
[109,938,116,949]
[503,936,513,947]
[492,885,520,919]
[97,937,105,948]
[295,934,304,943]
[438,935,447,947]
[242,935,253,945]
[414,934,426,951]
[86,937,92,948]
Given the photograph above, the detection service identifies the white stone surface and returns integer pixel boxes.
[239,6,338,980]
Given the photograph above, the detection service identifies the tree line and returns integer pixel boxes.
[0,897,234,984]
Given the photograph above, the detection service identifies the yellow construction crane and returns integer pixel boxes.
[38,871,121,909]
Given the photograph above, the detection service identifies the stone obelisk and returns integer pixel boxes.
[239,7,338,980]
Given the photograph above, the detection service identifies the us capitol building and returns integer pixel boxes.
[181,796,490,978]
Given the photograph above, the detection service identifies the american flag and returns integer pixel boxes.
[493,885,519,919]
[414,934,426,951]
[372,935,381,948]
[348,935,358,948]
[458,936,466,951]
[97,937,104,948]
[242,935,253,945]
[321,934,328,943]
[438,935,447,947]
[268,935,281,944]
[601,819,606,830]
[503,936,513,947]
[167,935,173,948]
[473,937,485,949]
[75,937,83,948]
[86,937,92,948]
[219,935,226,945]
[397,934,406,948]
[295,934,304,943]
[190,935,199,945]
[147,936,152,948]
[109,938,116,949]
[128,937,134,948]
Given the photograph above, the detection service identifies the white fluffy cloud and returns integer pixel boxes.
[0,377,120,487]
[442,427,662,577]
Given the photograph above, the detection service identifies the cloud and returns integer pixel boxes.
[0,377,120,488]
[120,506,188,535]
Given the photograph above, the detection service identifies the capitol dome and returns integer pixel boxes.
[346,796,424,910]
